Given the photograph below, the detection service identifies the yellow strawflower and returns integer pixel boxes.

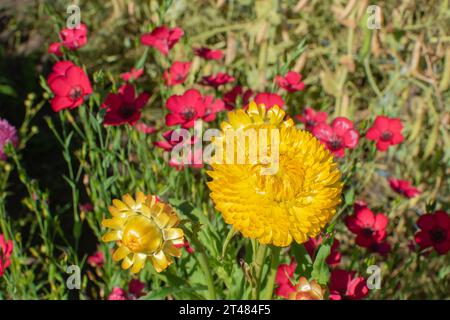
[207,102,342,247]
[102,192,184,273]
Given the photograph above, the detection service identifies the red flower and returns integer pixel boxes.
[353,200,368,213]
[275,71,305,92]
[87,250,105,268]
[59,23,88,50]
[48,42,63,56]
[415,210,450,255]
[134,123,157,134]
[345,207,388,248]
[140,26,184,56]
[312,117,359,158]
[107,280,145,300]
[128,279,146,299]
[253,92,285,109]
[223,86,253,110]
[366,116,404,151]
[194,47,224,60]
[79,202,93,213]
[120,68,144,82]
[304,236,341,267]
[154,130,196,152]
[175,240,194,254]
[295,107,328,131]
[163,61,191,86]
[165,89,205,128]
[388,178,421,198]
[274,258,297,298]
[48,61,93,112]
[200,73,235,88]
[329,269,369,300]
[368,241,391,257]
[103,84,149,126]
[203,96,225,122]
[0,234,13,277]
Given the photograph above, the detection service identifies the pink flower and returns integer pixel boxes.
[275,71,305,92]
[295,107,328,131]
[202,96,225,122]
[194,47,224,60]
[200,73,235,88]
[163,61,191,86]
[415,210,450,255]
[102,84,150,126]
[223,86,253,110]
[107,287,127,300]
[140,26,184,56]
[0,118,19,161]
[252,92,285,109]
[388,178,421,198]
[87,251,105,267]
[312,117,359,158]
[47,61,93,112]
[120,68,144,82]
[134,123,157,134]
[48,42,63,56]
[366,116,404,151]
[165,89,205,128]
[59,23,88,50]
[345,207,388,248]
[329,270,369,300]
[0,234,13,277]
[304,236,341,267]
[274,258,297,298]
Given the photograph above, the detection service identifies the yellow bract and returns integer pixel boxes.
[207,102,342,247]
[101,192,184,273]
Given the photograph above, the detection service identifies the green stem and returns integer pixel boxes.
[262,247,281,300]
[252,244,268,300]
[197,250,217,300]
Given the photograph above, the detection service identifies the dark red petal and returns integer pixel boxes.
[417,214,435,231]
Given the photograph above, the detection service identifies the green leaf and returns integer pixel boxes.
[311,244,331,285]
[0,84,16,97]
[139,284,207,300]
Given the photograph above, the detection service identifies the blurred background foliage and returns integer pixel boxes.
[0,0,449,299]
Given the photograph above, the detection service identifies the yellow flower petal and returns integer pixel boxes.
[163,228,184,241]
[102,231,121,242]
[131,253,147,274]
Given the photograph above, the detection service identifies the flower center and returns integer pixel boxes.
[69,86,83,101]
[362,228,374,237]
[122,215,163,254]
[182,108,196,120]
[429,227,447,243]
[120,105,136,119]
[380,131,393,141]
[255,156,304,202]
[306,119,316,128]
[329,138,342,151]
